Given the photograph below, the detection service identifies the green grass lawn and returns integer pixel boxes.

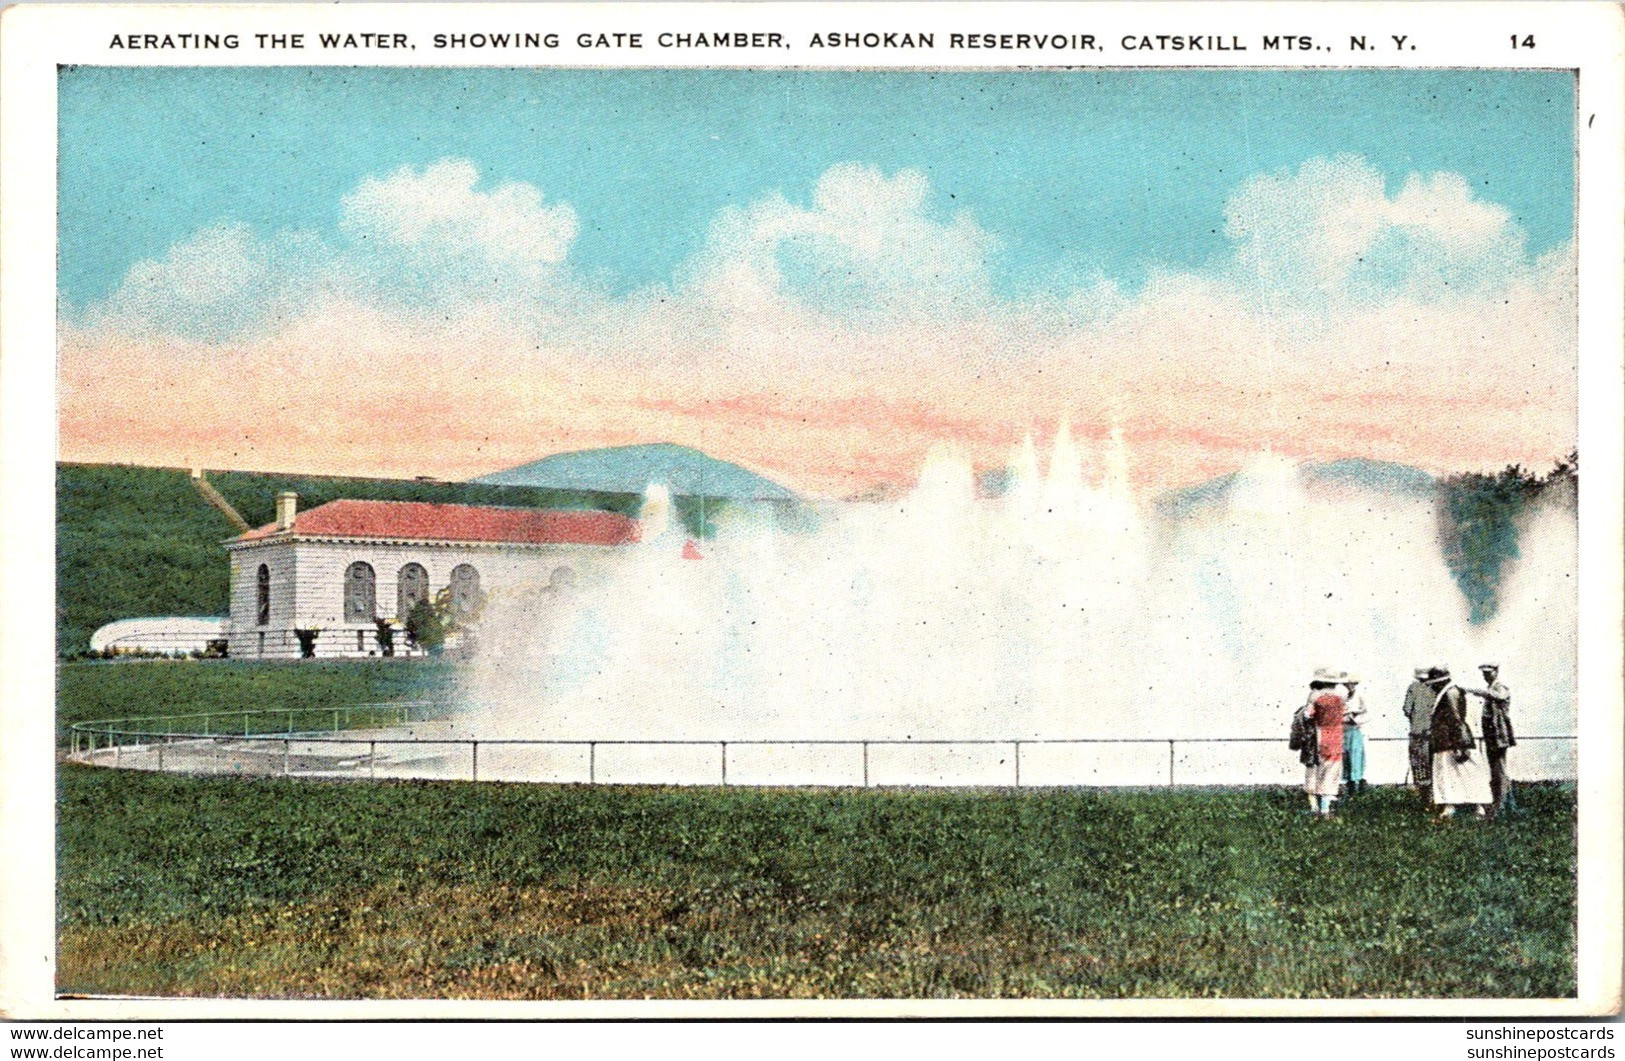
[57,766,1576,1001]
[56,659,455,743]
[55,661,1577,1000]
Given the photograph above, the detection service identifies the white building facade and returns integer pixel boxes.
[224,493,641,660]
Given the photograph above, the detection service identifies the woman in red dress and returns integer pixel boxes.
[1302,669,1346,817]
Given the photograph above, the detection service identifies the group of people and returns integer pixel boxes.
[1292,663,1516,819]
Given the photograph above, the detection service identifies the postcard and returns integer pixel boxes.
[2,0,1621,1024]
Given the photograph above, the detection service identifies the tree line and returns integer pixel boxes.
[1438,450,1577,623]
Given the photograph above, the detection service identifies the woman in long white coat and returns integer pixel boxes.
[1425,667,1492,818]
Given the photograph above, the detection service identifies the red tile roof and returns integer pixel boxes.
[235,499,640,547]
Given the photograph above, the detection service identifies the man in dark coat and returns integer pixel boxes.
[1400,665,1435,795]
[1462,662,1517,818]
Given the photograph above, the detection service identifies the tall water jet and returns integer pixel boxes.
[453,433,1577,784]
[640,482,674,541]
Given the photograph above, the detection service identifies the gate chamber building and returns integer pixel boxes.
[224,492,641,659]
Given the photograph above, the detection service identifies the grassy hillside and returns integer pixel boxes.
[56,463,639,656]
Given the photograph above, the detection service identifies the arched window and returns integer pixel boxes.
[344,561,376,623]
[256,564,270,626]
[397,563,428,619]
[449,563,481,615]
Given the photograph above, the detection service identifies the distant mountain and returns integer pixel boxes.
[1154,471,1243,518]
[1157,458,1437,517]
[473,443,798,501]
[1300,458,1438,496]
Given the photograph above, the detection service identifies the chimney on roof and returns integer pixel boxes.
[275,492,298,532]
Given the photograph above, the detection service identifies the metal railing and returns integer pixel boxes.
[68,700,436,748]
[66,705,1578,788]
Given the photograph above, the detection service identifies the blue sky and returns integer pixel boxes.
[59,67,1574,307]
[57,66,1578,491]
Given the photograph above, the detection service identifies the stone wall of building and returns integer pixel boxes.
[226,541,303,659]
[225,536,615,659]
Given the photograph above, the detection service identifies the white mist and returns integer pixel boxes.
[455,437,1577,770]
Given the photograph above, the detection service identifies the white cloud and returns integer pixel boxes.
[1224,154,1528,305]
[66,153,1570,445]
[340,158,578,275]
[686,162,998,320]
[75,160,590,341]
[80,154,1550,347]
[1387,171,1513,251]
[78,223,336,341]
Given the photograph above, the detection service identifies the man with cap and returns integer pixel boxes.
[1400,666,1435,796]
[1427,665,1493,818]
[1460,663,1517,819]
[1341,672,1369,797]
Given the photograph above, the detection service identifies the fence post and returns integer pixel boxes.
[113,736,121,767]
[284,739,291,776]
[332,708,340,735]
[720,741,728,786]
[471,741,479,782]
[203,714,211,737]
[862,741,869,788]
[1168,740,1176,787]
[1014,740,1021,788]
[370,741,377,780]
[589,741,596,784]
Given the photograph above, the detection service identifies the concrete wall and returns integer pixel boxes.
[148,736,1573,787]
[90,616,232,654]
